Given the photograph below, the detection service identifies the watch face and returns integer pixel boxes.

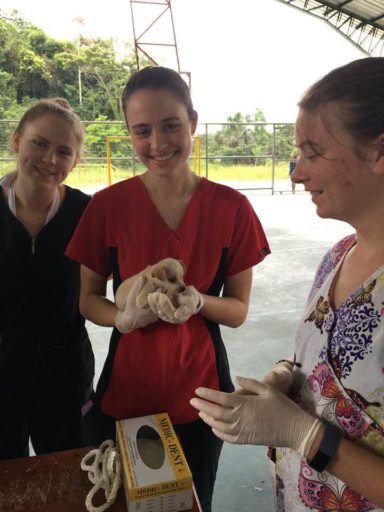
[308,450,330,472]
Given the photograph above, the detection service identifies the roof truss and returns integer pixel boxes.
[275,0,384,56]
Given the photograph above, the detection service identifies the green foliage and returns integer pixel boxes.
[206,110,295,166]
[0,10,296,175]
[84,117,129,157]
[0,71,17,117]
[274,123,295,159]
[0,10,139,120]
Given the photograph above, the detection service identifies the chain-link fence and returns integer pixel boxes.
[0,120,296,193]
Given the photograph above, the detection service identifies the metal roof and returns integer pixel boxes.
[275,0,384,56]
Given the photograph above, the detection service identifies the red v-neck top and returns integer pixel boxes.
[66,176,270,424]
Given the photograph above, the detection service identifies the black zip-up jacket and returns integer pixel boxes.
[0,186,94,406]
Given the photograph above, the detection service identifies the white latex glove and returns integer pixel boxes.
[234,359,294,397]
[190,376,322,457]
[115,275,158,333]
[147,285,203,324]
[261,359,294,394]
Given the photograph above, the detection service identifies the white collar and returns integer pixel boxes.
[0,171,61,224]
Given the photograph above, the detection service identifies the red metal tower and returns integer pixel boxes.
[129,0,181,71]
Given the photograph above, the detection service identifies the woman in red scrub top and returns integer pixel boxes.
[66,66,270,511]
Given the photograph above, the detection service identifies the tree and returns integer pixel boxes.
[0,11,141,121]
[206,108,295,166]
[79,38,132,119]
[210,111,270,165]
[274,123,295,160]
[251,108,272,163]
[0,13,55,102]
[85,116,128,158]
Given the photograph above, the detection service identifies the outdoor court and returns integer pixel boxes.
[86,183,351,511]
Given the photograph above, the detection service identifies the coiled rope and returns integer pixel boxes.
[80,439,122,512]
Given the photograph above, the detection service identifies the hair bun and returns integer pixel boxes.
[49,97,73,111]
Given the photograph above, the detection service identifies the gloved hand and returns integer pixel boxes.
[115,276,158,333]
[190,376,322,458]
[261,359,294,394]
[234,359,294,397]
[147,285,203,324]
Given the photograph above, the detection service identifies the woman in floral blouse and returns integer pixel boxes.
[190,57,384,511]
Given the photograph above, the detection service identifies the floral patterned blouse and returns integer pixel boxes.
[273,234,384,512]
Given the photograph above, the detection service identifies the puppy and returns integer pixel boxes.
[115,258,186,311]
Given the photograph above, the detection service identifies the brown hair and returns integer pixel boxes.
[121,66,195,126]
[15,97,85,150]
[299,57,384,145]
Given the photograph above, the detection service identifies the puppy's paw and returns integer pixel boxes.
[135,292,150,308]
[178,287,200,307]
[174,304,195,321]
[148,291,176,319]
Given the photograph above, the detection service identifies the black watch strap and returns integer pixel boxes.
[307,425,341,472]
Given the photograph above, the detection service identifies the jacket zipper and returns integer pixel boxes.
[32,238,36,254]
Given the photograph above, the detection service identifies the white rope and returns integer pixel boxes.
[80,439,122,512]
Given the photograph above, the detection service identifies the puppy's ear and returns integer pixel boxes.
[136,275,147,291]
[135,276,150,308]
[151,265,167,281]
[178,260,186,274]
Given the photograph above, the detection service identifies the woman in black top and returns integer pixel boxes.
[0,98,94,459]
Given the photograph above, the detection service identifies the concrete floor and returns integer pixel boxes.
[87,183,352,511]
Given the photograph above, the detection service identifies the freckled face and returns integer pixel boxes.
[13,113,79,189]
[124,89,197,178]
[292,107,380,224]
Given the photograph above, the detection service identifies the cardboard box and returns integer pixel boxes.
[116,413,193,512]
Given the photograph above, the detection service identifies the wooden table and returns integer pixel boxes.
[0,447,202,512]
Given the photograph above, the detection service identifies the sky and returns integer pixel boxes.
[1,0,365,123]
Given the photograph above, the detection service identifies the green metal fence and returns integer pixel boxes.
[0,120,296,194]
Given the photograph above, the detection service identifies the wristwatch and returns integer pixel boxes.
[307,425,341,472]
